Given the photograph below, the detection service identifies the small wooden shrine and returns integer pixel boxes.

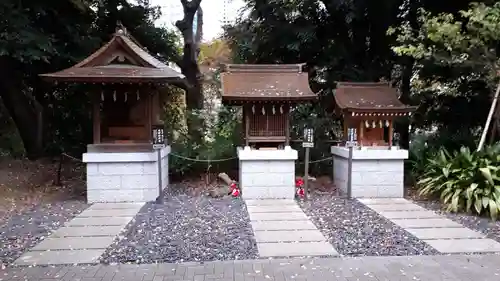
[221,64,317,148]
[41,25,185,151]
[40,25,185,203]
[334,82,416,147]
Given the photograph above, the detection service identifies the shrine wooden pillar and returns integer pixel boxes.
[92,93,101,144]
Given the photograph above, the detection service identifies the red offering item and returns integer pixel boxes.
[296,187,305,198]
[230,182,237,191]
[232,188,240,197]
[295,178,304,187]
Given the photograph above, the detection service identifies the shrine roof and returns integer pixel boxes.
[40,26,185,84]
[220,64,317,103]
[334,82,416,113]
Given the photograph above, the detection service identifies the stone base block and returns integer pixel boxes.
[331,146,408,198]
[82,146,170,203]
[238,146,297,200]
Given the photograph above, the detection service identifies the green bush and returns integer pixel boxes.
[417,144,500,220]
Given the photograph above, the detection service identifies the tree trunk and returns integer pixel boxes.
[396,56,414,150]
[176,0,204,142]
[176,0,203,111]
[0,75,44,159]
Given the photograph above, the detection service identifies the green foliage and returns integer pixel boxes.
[417,144,500,220]
[0,0,181,157]
[168,106,241,177]
[388,1,500,147]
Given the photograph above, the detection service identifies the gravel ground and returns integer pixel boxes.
[0,200,89,266]
[299,195,439,256]
[100,193,258,264]
[414,200,500,243]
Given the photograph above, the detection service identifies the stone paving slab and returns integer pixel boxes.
[6,254,500,280]
[367,203,425,212]
[31,237,115,251]
[245,199,296,206]
[391,218,463,229]
[406,227,485,240]
[248,212,309,221]
[257,241,338,257]
[424,238,500,253]
[50,225,126,237]
[65,216,133,226]
[358,198,410,205]
[14,249,104,265]
[254,230,326,243]
[378,210,441,219]
[246,205,303,213]
[86,202,144,210]
[78,208,141,217]
[251,220,317,231]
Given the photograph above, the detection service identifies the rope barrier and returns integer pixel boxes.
[58,152,332,164]
[169,153,238,162]
[298,156,333,165]
[61,153,82,162]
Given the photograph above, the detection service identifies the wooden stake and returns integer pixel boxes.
[478,81,500,151]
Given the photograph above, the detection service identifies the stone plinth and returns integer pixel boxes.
[238,146,297,199]
[82,146,170,203]
[331,146,408,198]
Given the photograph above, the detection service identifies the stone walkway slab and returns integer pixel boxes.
[367,203,425,212]
[254,230,325,243]
[51,225,125,237]
[378,210,441,219]
[14,202,144,265]
[257,241,337,257]
[247,205,303,213]
[251,220,317,231]
[249,212,308,221]
[391,218,463,228]
[86,202,144,210]
[360,198,500,254]
[78,208,140,217]
[425,238,500,253]
[31,237,115,251]
[65,216,133,226]
[245,199,296,206]
[14,249,104,265]
[406,227,484,240]
[245,199,338,258]
[358,198,409,205]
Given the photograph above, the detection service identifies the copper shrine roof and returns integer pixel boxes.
[221,64,317,102]
[40,27,185,84]
[334,82,416,112]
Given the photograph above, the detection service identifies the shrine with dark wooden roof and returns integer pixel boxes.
[331,82,416,199]
[221,63,316,148]
[40,24,184,203]
[220,64,317,199]
[334,82,416,146]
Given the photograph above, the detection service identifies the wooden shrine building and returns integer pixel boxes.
[41,26,185,150]
[40,25,184,203]
[221,64,317,148]
[220,64,317,200]
[331,82,416,199]
[334,82,416,147]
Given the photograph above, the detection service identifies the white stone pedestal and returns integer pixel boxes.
[331,146,408,198]
[238,146,297,199]
[82,146,170,203]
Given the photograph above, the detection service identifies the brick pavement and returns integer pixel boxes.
[2,254,500,281]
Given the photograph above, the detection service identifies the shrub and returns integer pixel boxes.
[417,144,500,220]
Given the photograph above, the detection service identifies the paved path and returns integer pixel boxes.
[3,254,500,281]
[359,198,500,254]
[14,203,144,266]
[245,199,338,258]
